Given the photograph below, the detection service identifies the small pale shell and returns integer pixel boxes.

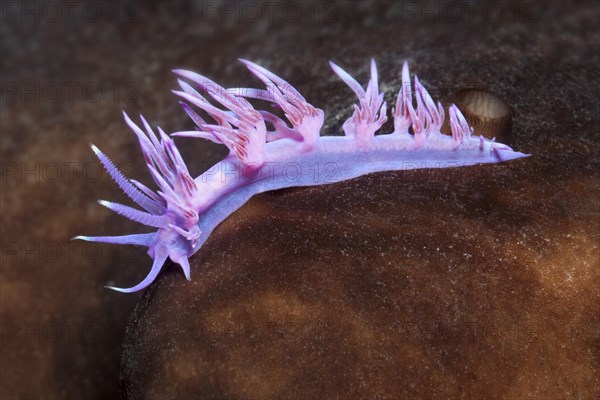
[450,89,512,142]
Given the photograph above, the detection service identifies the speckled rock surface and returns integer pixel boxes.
[2,1,598,399]
[122,161,598,399]
[119,1,599,399]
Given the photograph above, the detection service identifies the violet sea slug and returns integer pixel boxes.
[74,59,529,292]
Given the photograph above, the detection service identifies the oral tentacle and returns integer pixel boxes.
[72,233,156,247]
[106,246,168,293]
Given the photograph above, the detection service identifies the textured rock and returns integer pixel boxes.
[120,1,600,394]
[122,153,598,398]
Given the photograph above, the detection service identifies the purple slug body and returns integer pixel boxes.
[74,59,529,293]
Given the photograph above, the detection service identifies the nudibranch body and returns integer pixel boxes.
[75,59,529,292]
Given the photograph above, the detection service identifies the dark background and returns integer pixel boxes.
[1,1,598,399]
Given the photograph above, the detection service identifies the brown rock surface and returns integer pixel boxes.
[121,155,598,398]
[120,2,600,398]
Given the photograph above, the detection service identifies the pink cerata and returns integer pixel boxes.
[74,59,530,293]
